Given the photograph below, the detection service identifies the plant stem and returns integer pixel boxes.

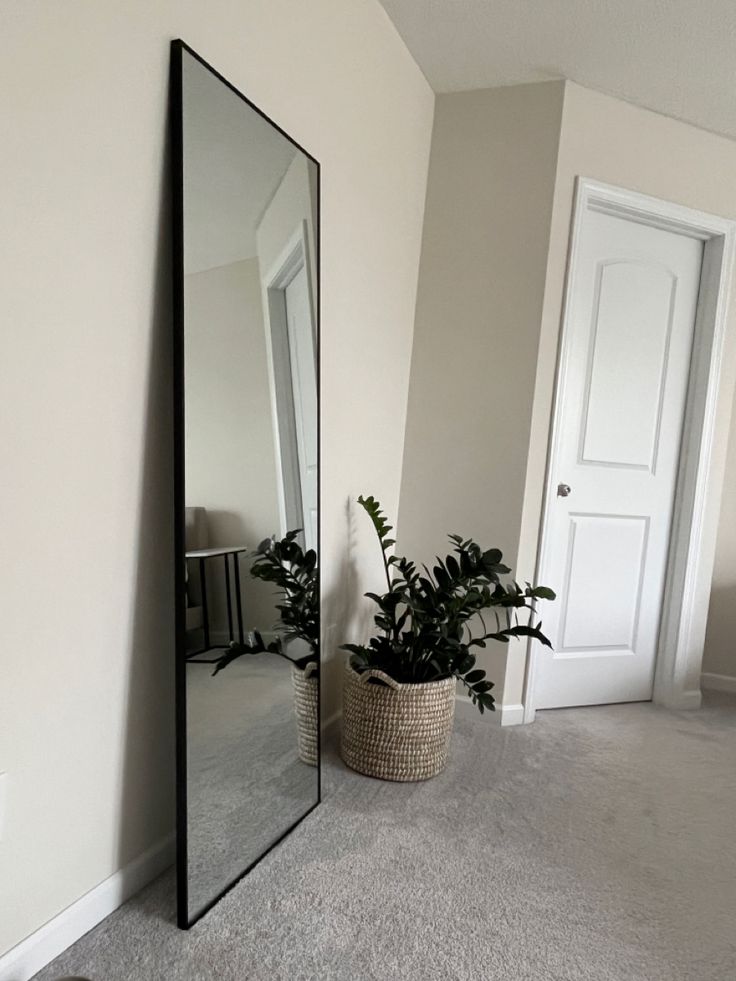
[381,545,392,595]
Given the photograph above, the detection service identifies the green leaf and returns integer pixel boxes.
[349,495,555,698]
[529,585,556,601]
[501,624,553,648]
[482,548,503,566]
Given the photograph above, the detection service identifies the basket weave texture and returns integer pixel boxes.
[292,662,318,767]
[341,664,456,781]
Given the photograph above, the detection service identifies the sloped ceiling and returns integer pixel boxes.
[379,0,736,139]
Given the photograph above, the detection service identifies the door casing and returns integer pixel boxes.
[524,178,736,722]
[262,220,317,544]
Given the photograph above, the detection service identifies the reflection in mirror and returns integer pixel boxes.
[173,41,320,928]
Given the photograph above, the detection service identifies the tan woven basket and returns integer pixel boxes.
[341,664,456,781]
[292,662,318,767]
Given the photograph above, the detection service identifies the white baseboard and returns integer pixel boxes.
[658,688,703,710]
[701,671,736,693]
[454,693,527,726]
[0,833,174,981]
[454,692,497,723]
[499,703,526,727]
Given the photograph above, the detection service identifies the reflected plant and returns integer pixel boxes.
[212,531,318,676]
[341,496,555,713]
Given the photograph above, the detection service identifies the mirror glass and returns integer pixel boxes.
[174,42,320,927]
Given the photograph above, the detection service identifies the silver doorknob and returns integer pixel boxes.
[557,483,571,498]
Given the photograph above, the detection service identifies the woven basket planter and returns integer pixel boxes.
[292,662,318,767]
[341,664,456,781]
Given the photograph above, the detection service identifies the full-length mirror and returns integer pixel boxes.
[172,40,320,928]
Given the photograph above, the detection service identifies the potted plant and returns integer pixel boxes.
[212,531,319,766]
[341,496,554,781]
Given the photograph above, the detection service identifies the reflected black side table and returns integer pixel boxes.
[185,546,247,657]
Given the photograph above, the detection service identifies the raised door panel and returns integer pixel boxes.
[580,261,676,472]
[558,513,649,654]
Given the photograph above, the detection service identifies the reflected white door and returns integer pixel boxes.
[284,264,318,551]
[535,208,703,709]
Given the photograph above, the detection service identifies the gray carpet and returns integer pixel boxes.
[35,692,736,981]
[185,657,317,920]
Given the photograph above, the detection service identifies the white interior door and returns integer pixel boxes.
[535,207,703,709]
[284,264,318,551]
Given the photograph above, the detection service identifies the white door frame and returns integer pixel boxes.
[262,220,317,538]
[523,178,736,723]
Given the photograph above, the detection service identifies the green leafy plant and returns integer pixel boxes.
[212,530,318,676]
[342,496,554,713]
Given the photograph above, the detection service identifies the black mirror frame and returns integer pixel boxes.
[170,38,321,930]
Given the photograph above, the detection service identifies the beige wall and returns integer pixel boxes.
[0,0,432,958]
[512,82,736,707]
[398,83,565,696]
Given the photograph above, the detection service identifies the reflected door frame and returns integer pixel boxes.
[262,221,318,551]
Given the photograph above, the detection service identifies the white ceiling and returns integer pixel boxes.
[182,50,297,275]
[379,0,736,140]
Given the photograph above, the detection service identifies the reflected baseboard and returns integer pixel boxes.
[322,708,341,746]
[321,709,342,762]
[200,630,279,648]
[322,708,341,731]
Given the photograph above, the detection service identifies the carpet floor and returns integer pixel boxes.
[185,656,317,920]
[34,692,736,981]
